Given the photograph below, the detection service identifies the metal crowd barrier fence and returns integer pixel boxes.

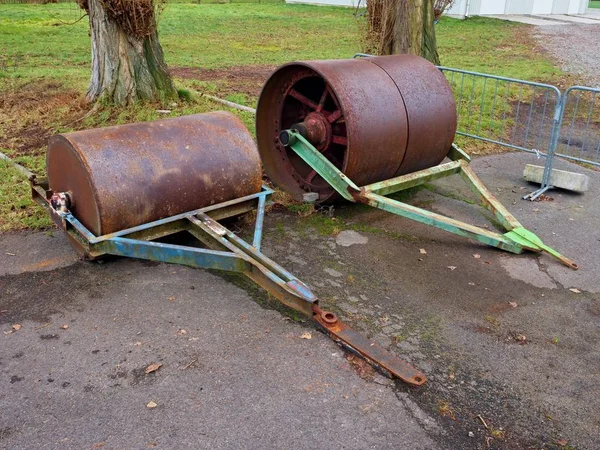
[437,68,562,158]
[437,67,564,199]
[554,86,600,167]
[354,53,598,200]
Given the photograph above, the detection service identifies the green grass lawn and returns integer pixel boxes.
[589,1,600,9]
[0,3,565,232]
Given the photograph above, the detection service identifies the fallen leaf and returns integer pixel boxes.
[300,332,312,340]
[419,248,427,255]
[508,302,518,308]
[569,288,581,294]
[146,401,158,409]
[177,329,188,335]
[145,363,162,374]
[473,254,481,259]
[168,296,175,302]
[555,439,568,446]
[447,266,457,271]
[12,324,21,331]
[61,324,69,330]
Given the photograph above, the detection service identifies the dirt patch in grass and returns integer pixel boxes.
[171,65,275,99]
[0,80,88,157]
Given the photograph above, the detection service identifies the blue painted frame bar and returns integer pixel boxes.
[30,166,429,386]
[101,238,250,273]
[62,186,274,245]
[35,182,318,316]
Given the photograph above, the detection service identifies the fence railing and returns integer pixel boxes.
[554,86,600,166]
[438,67,563,160]
[438,67,571,199]
[354,53,598,200]
[438,70,599,199]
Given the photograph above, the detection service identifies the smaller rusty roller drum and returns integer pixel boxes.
[255,55,457,202]
[47,111,262,237]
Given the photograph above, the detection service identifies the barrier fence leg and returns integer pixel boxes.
[523,94,565,201]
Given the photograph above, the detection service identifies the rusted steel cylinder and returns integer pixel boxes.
[366,55,458,175]
[47,112,262,236]
[255,55,457,202]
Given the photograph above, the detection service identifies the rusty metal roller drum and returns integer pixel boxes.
[255,55,457,202]
[366,55,458,175]
[47,111,263,236]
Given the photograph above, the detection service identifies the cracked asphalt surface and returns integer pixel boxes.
[1,152,599,449]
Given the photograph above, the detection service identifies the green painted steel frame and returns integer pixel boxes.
[283,130,577,269]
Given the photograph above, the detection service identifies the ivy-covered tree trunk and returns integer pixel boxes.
[85,0,176,105]
[372,0,440,65]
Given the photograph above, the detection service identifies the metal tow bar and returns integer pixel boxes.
[280,130,578,270]
[31,177,427,387]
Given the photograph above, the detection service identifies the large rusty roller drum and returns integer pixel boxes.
[256,54,457,202]
[47,111,262,236]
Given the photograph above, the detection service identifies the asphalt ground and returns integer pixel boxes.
[1,152,598,449]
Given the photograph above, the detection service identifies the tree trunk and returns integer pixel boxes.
[376,0,440,65]
[86,0,176,105]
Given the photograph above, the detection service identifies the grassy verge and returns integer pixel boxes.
[0,4,565,232]
[590,1,600,9]
[437,16,560,81]
[0,3,361,231]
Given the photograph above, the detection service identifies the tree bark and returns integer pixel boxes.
[86,0,176,105]
[377,0,440,65]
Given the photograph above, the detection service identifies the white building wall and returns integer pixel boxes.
[445,0,467,17]
[505,0,535,14]
[430,0,587,18]
[478,0,508,15]
[532,0,555,14]
[567,0,587,13]
[285,0,588,15]
[552,0,570,13]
